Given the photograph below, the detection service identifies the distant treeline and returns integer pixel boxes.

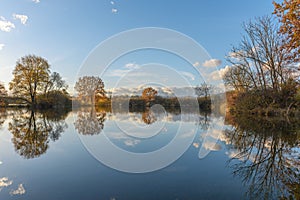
[110,96,211,112]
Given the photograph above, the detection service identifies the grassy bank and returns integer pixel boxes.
[226,91,300,117]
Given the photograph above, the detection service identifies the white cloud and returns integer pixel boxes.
[208,66,230,81]
[124,139,140,147]
[219,65,231,78]
[13,14,28,25]
[110,1,115,5]
[209,71,221,81]
[112,8,118,13]
[0,17,15,32]
[180,71,195,81]
[104,128,142,147]
[0,44,4,51]
[10,184,25,195]
[32,0,40,3]
[180,130,195,138]
[226,150,239,159]
[203,141,222,151]
[107,111,200,124]
[108,86,196,97]
[161,87,174,95]
[193,61,200,67]
[124,63,140,70]
[193,142,200,148]
[108,69,130,77]
[202,59,222,67]
[0,177,13,190]
[229,51,239,58]
[108,63,140,77]
[228,51,245,61]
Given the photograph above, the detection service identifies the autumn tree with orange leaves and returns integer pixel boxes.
[142,87,157,107]
[273,0,300,63]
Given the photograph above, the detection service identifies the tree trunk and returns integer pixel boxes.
[31,95,36,108]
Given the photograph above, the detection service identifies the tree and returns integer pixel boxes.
[74,76,106,105]
[223,66,253,92]
[44,72,68,93]
[0,83,8,97]
[273,0,300,63]
[194,83,212,99]
[0,83,8,106]
[9,55,50,106]
[142,87,157,107]
[38,90,72,108]
[226,16,297,101]
[39,71,70,107]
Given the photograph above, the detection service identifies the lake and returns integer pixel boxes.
[0,108,299,200]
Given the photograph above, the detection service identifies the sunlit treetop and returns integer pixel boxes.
[273,0,300,63]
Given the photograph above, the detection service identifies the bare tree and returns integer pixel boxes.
[226,16,297,96]
[194,83,212,99]
[223,66,253,92]
[44,72,68,93]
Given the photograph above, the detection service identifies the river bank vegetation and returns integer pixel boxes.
[224,1,300,116]
[0,55,71,109]
[0,1,299,117]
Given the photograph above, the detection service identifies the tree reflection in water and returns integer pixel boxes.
[197,112,210,131]
[225,115,300,199]
[74,107,106,135]
[141,108,157,125]
[0,108,7,129]
[8,109,69,159]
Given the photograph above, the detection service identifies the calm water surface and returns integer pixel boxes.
[0,108,299,200]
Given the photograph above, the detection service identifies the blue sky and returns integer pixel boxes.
[0,0,275,94]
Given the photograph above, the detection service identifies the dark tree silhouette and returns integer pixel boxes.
[194,83,212,100]
[225,115,300,199]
